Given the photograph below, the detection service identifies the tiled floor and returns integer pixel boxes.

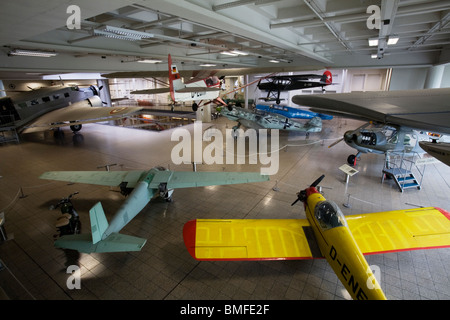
[0,112,449,301]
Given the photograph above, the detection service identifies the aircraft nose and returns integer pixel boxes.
[344,131,356,143]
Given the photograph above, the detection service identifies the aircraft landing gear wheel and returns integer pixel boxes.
[347,154,357,166]
[70,124,82,132]
[192,103,198,112]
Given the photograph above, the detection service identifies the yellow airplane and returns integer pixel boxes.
[183,175,450,300]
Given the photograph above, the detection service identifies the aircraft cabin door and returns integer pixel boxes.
[0,97,20,125]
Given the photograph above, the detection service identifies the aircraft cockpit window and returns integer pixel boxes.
[205,76,219,87]
[386,129,398,144]
[275,79,291,86]
[314,201,347,230]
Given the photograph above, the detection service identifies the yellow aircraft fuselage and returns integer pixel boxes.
[304,187,387,300]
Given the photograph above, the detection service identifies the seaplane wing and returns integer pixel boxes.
[102,65,321,79]
[130,87,171,95]
[183,207,450,261]
[22,96,142,133]
[175,87,220,93]
[130,82,219,95]
[292,88,450,135]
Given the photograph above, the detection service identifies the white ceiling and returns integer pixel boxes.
[1,0,449,79]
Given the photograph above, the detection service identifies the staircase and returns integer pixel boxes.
[0,126,19,144]
[381,151,424,192]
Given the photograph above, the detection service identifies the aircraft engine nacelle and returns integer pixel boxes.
[359,131,377,146]
[344,130,386,147]
[86,96,103,107]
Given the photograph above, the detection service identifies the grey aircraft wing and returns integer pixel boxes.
[292,88,450,135]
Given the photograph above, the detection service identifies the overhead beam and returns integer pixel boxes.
[213,0,281,12]
[142,0,333,64]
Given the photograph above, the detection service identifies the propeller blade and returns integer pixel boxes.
[310,174,325,188]
[291,175,325,206]
[328,137,344,148]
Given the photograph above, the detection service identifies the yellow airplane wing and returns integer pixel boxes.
[183,207,450,261]
[183,219,317,261]
[347,207,450,255]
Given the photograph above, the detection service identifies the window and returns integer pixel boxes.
[64,92,70,98]
[42,96,50,103]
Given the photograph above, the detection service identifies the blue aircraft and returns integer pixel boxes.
[255,104,333,121]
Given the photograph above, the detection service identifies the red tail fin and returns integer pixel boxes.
[323,70,332,85]
[168,54,181,102]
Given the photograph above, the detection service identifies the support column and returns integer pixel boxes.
[424,65,445,89]
[244,75,249,109]
[0,80,6,97]
[196,105,211,123]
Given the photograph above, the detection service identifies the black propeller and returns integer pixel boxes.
[291,174,325,206]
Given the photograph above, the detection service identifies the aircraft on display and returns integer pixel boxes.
[292,88,450,166]
[130,55,283,112]
[330,123,436,166]
[40,167,269,253]
[130,55,226,112]
[257,71,333,104]
[183,175,450,300]
[103,55,323,112]
[0,84,142,134]
[255,104,333,121]
[219,106,322,137]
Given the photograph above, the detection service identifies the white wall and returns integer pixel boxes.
[389,68,428,90]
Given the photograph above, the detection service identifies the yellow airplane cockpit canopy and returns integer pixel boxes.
[314,200,347,230]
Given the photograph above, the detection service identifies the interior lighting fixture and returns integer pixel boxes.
[93,26,154,41]
[230,50,248,56]
[269,60,280,63]
[199,64,217,67]
[8,49,58,57]
[387,35,399,45]
[138,59,162,63]
[371,54,378,59]
[221,51,239,56]
[368,38,379,46]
